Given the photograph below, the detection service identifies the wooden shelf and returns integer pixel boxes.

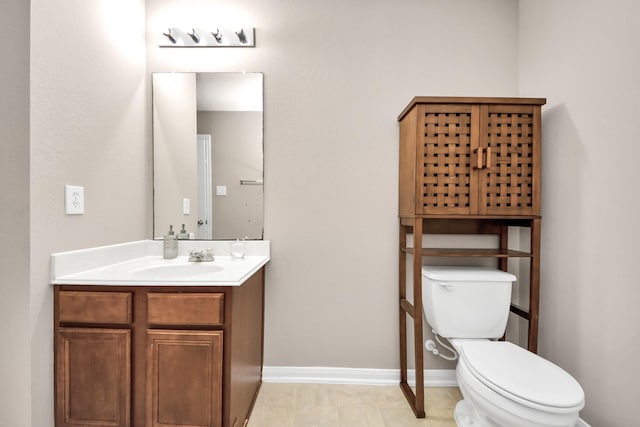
[402,248,532,258]
[399,217,538,235]
[510,303,530,320]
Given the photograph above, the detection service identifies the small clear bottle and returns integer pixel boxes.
[230,237,246,260]
[163,225,178,259]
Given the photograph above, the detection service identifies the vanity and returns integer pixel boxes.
[51,240,270,427]
[51,70,267,427]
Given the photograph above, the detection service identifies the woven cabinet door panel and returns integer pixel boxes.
[479,105,541,215]
[418,104,478,215]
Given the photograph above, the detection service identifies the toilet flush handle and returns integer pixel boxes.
[436,281,454,291]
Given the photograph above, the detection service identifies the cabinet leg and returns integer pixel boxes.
[412,219,425,417]
[398,220,425,418]
[399,223,408,385]
[528,218,541,353]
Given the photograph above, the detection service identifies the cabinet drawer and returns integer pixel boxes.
[58,291,132,324]
[147,293,224,326]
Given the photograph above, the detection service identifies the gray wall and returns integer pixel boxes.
[153,72,198,237]
[146,0,520,370]
[197,111,263,239]
[29,1,148,425]
[0,0,31,425]
[519,1,640,425]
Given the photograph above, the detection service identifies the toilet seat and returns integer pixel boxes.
[454,340,584,412]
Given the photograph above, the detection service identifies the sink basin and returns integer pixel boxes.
[52,246,269,285]
[132,263,224,279]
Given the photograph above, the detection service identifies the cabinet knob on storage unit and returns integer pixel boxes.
[473,146,492,169]
[474,147,484,169]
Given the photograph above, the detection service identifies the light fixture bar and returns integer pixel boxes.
[159,27,255,47]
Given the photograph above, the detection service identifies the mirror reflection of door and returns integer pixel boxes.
[196,134,212,239]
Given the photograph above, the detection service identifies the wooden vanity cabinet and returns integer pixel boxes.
[54,268,265,427]
[397,97,546,418]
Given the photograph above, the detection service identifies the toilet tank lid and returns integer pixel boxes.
[458,340,585,410]
[422,266,516,282]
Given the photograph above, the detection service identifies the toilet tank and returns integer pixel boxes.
[422,266,516,339]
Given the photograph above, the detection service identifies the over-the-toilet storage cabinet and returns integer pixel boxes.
[397,97,546,417]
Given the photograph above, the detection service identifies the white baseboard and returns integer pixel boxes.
[262,366,457,387]
[576,419,591,427]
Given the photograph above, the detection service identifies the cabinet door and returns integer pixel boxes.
[478,104,541,215]
[417,104,479,214]
[147,330,223,427]
[55,328,131,427]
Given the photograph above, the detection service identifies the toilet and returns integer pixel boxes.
[422,266,584,427]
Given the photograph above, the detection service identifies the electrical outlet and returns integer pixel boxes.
[183,198,191,214]
[216,185,227,196]
[65,185,85,215]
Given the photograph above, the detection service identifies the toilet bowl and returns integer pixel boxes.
[421,266,585,427]
[451,339,584,427]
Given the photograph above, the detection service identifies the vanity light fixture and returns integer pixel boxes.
[159,27,255,47]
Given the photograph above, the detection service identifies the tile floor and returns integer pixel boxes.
[247,383,462,427]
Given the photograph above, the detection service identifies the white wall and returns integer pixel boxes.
[519,1,640,426]
[147,0,519,370]
[29,1,148,425]
[0,0,31,425]
[153,72,198,237]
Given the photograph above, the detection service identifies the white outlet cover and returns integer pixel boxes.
[216,185,227,196]
[65,185,85,215]
[183,198,191,214]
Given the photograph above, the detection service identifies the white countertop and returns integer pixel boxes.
[51,240,270,286]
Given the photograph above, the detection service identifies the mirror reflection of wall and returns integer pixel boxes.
[152,72,264,240]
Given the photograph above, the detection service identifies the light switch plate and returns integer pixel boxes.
[65,185,85,215]
[216,185,227,196]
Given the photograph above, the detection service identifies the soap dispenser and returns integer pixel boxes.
[177,224,189,240]
[163,225,178,259]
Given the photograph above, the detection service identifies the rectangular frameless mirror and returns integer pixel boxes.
[153,72,264,240]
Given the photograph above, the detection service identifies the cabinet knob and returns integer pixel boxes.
[473,147,484,169]
[473,146,492,169]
